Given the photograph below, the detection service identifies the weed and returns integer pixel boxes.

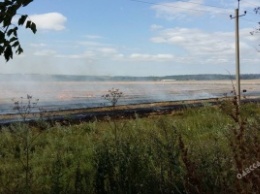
[12,94,39,122]
[102,88,123,107]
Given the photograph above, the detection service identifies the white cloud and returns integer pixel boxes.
[150,24,163,31]
[56,46,121,60]
[150,26,260,66]
[57,51,96,59]
[78,41,104,47]
[129,53,174,62]
[34,49,57,56]
[96,47,118,55]
[30,12,67,31]
[84,35,103,39]
[151,0,232,20]
[151,27,253,54]
[30,43,46,47]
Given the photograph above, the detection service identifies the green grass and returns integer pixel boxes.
[0,102,259,193]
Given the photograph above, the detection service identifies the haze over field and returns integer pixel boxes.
[1,76,260,114]
[0,0,260,76]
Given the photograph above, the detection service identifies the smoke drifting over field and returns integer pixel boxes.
[0,74,259,114]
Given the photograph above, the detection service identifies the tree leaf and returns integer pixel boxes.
[30,22,37,34]
[22,0,33,7]
[8,5,17,16]
[10,37,18,42]
[25,20,31,28]
[4,1,13,6]
[4,45,13,61]
[18,14,28,25]
[12,40,19,47]
[7,29,13,37]
[0,45,4,55]
[3,16,12,27]
[0,31,5,41]
[16,46,23,54]
[13,28,17,36]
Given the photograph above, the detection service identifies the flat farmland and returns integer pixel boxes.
[0,79,260,114]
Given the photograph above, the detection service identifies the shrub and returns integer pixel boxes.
[102,88,123,107]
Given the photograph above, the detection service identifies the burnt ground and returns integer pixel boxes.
[0,97,259,127]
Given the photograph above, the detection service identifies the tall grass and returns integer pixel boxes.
[0,101,259,193]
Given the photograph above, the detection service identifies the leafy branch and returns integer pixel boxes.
[0,0,36,61]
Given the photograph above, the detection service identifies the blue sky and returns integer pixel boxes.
[1,0,260,76]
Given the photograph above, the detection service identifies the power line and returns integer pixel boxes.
[245,11,257,16]
[242,0,259,7]
[131,0,259,26]
[168,0,229,10]
[129,0,231,13]
[235,1,259,17]
[240,1,259,16]
[241,17,258,24]
[129,0,205,12]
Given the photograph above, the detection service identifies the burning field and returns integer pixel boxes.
[0,79,260,115]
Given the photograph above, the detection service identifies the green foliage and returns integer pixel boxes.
[0,104,259,193]
[0,0,36,61]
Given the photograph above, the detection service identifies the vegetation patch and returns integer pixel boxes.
[0,101,259,193]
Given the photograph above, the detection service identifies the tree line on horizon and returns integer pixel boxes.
[1,73,260,82]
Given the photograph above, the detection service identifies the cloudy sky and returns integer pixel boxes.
[1,0,260,76]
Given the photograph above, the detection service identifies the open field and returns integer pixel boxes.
[0,78,260,193]
[1,79,260,115]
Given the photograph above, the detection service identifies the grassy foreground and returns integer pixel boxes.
[0,100,260,194]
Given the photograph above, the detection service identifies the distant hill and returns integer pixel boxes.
[0,74,260,82]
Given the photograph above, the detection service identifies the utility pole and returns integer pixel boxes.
[230,3,246,105]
